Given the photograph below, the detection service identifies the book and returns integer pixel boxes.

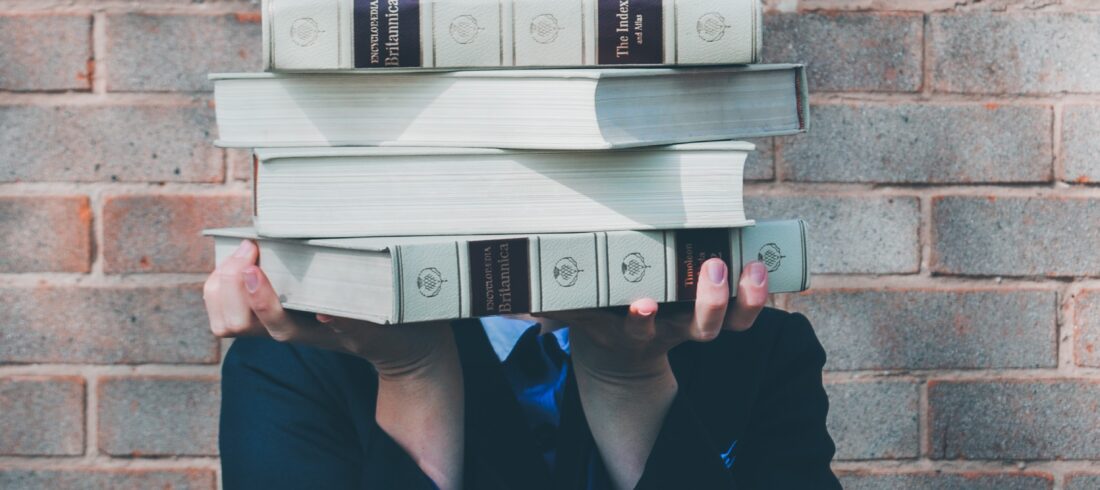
[205,220,809,324]
[249,142,753,238]
[212,64,808,150]
[263,0,762,70]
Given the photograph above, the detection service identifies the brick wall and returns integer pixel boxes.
[0,0,1098,488]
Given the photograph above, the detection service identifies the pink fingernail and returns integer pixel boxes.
[747,261,767,286]
[706,260,727,285]
[316,314,334,324]
[636,304,657,316]
[243,267,259,293]
[233,240,252,258]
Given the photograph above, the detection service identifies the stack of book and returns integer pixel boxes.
[205,0,811,324]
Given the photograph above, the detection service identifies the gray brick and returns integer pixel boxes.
[1064,105,1100,183]
[1074,289,1100,367]
[0,377,84,456]
[762,12,923,92]
[782,104,1052,183]
[932,196,1100,277]
[931,12,1100,94]
[0,469,215,490]
[97,376,219,456]
[0,285,217,364]
[0,15,92,91]
[744,137,774,181]
[929,380,1100,459]
[107,13,261,92]
[825,381,919,460]
[1066,474,1100,490]
[745,195,920,274]
[0,195,92,273]
[840,472,1053,490]
[0,105,221,182]
[102,194,251,273]
[790,289,1057,371]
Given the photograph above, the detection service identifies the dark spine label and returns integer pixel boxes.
[354,0,422,68]
[597,0,663,64]
[468,238,531,317]
[675,229,731,301]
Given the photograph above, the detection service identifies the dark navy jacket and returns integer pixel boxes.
[219,308,841,489]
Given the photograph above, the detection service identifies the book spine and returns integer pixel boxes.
[265,0,760,70]
[392,220,808,322]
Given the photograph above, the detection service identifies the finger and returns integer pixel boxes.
[623,298,658,342]
[242,265,309,342]
[726,261,769,332]
[202,273,228,337]
[688,258,730,342]
[217,240,264,336]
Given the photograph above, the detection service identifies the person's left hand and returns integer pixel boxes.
[542,258,769,383]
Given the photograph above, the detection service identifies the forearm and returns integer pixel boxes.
[573,352,678,490]
[375,332,465,490]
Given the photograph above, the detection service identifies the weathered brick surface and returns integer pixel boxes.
[1066,474,1100,490]
[226,148,253,182]
[790,289,1057,370]
[0,469,215,490]
[825,381,919,460]
[0,285,217,364]
[931,12,1100,94]
[0,15,92,91]
[1063,105,1100,183]
[0,105,221,182]
[102,193,250,273]
[0,195,92,273]
[929,381,1100,459]
[781,104,1053,183]
[744,195,920,274]
[0,377,84,456]
[107,13,261,92]
[97,376,219,456]
[744,138,775,181]
[932,196,1100,277]
[1073,289,1100,367]
[762,12,923,92]
[839,472,1054,490]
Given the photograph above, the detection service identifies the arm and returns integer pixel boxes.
[205,240,464,489]
[550,259,770,490]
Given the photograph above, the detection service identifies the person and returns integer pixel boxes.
[204,239,841,489]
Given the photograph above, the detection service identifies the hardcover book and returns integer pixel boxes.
[249,142,753,238]
[212,64,808,150]
[263,0,762,70]
[206,220,809,324]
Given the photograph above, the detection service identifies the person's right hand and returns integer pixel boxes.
[203,239,455,378]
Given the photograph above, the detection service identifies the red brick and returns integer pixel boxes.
[107,13,261,92]
[0,469,215,490]
[929,380,1100,459]
[762,12,923,92]
[226,148,253,182]
[0,105,221,183]
[102,193,250,273]
[1074,289,1100,367]
[0,15,92,91]
[97,376,219,457]
[0,377,84,456]
[932,196,1100,277]
[0,195,92,273]
[839,471,1053,490]
[931,12,1100,94]
[0,285,217,364]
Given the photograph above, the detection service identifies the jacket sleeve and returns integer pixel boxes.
[220,337,439,490]
[633,310,841,490]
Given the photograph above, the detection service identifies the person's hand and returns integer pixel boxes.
[203,239,455,378]
[545,258,769,382]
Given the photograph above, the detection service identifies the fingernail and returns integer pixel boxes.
[316,314,334,324]
[747,261,767,286]
[636,303,657,316]
[233,240,252,258]
[243,267,259,293]
[706,260,727,285]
